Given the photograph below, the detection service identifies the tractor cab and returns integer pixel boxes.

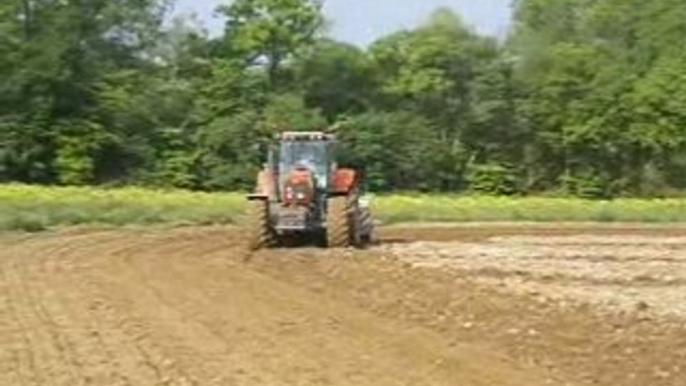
[273,132,336,192]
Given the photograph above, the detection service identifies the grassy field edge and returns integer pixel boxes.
[3,184,686,232]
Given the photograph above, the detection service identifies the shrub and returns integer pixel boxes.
[467,164,519,196]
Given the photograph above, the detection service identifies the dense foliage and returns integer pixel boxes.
[2,0,686,197]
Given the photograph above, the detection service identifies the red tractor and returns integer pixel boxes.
[246,131,374,249]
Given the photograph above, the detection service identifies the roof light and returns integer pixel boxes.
[280,132,333,141]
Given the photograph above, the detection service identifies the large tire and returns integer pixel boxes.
[358,207,374,246]
[246,200,276,250]
[327,196,353,248]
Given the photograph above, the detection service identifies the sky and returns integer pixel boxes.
[173,0,513,46]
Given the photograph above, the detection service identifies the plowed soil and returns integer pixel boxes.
[1,225,685,386]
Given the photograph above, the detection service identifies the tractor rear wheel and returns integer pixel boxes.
[327,196,353,248]
[357,206,374,246]
[247,200,275,250]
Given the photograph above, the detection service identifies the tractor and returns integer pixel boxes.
[246,131,374,249]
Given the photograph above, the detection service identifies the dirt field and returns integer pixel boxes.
[1,225,685,386]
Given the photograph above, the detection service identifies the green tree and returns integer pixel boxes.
[218,0,324,87]
[0,0,171,184]
[337,111,453,191]
[510,0,686,196]
[295,39,376,120]
[368,8,502,190]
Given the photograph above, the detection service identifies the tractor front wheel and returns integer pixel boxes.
[327,196,354,248]
[246,200,276,250]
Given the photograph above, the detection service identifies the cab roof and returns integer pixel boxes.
[279,132,336,141]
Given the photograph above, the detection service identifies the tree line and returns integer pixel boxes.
[2,0,686,197]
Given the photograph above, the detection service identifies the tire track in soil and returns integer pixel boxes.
[9,226,686,386]
[116,233,528,386]
[38,236,157,386]
[249,227,686,386]
[0,228,556,386]
[2,234,118,386]
[0,262,28,386]
[1,233,196,386]
[3,258,77,386]
[49,234,206,386]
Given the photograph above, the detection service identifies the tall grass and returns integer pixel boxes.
[374,195,686,224]
[3,184,686,232]
[0,184,244,232]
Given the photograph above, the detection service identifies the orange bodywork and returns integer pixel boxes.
[331,168,357,194]
[253,167,358,199]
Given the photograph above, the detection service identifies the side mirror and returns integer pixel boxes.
[252,142,269,163]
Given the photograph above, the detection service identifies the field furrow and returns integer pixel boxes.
[1,226,685,386]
